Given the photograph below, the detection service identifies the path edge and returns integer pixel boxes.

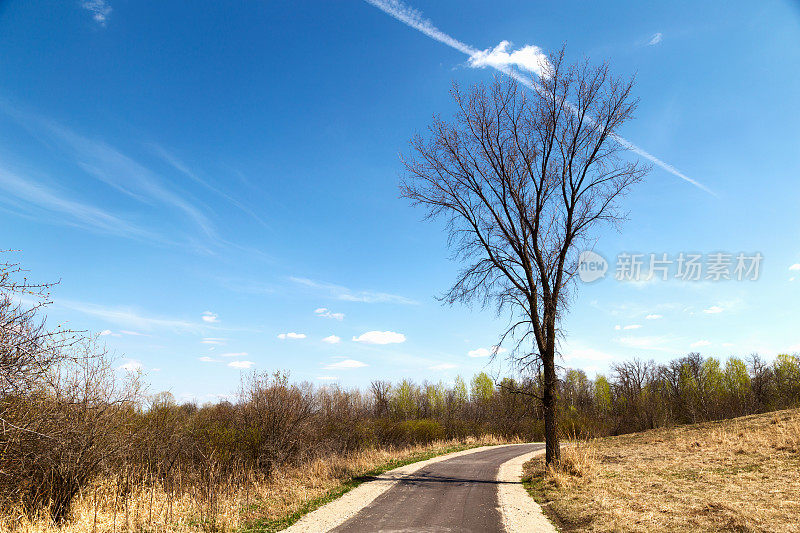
[497,447,558,533]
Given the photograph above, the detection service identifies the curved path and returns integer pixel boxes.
[330,443,545,533]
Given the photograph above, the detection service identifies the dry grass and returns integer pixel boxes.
[4,436,506,533]
[524,409,800,532]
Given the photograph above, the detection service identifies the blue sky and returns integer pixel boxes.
[1,0,799,401]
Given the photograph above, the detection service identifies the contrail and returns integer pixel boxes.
[364,0,715,196]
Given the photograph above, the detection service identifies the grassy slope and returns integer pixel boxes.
[524,409,800,532]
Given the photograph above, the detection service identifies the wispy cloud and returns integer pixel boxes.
[199,356,220,363]
[323,358,368,370]
[645,314,663,320]
[364,0,713,196]
[648,33,663,46]
[55,299,201,332]
[314,307,345,320]
[352,331,406,344]
[220,352,248,358]
[201,337,226,345]
[290,277,418,305]
[429,362,457,371]
[201,311,218,323]
[0,165,159,241]
[703,305,725,314]
[322,335,341,344]
[81,0,111,26]
[690,340,711,348]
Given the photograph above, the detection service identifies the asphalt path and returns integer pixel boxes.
[330,443,545,533]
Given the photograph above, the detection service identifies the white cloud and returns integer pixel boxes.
[201,337,226,345]
[645,314,663,320]
[228,360,255,369]
[722,342,735,347]
[352,331,406,345]
[690,340,712,348]
[789,264,800,271]
[623,324,642,330]
[278,332,307,340]
[316,376,339,381]
[220,352,248,358]
[201,311,218,323]
[703,305,725,314]
[314,308,345,320]
[467,346,507,358]
[323,359,368,370]
[429,363,458,371]
[82,0,112,25]
[648,32,663,46]
[199,356,219,363]
[614,325,622,331]
[468,41,551,77]
[322,335,341,344]
[118,360,143,372]
[99,329,112,336]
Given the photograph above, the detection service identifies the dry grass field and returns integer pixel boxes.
[524,408,800,532]
[4,436,505,533]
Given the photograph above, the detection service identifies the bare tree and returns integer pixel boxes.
[401,50,648,464]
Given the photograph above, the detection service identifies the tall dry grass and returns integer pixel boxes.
[5,436,505,533]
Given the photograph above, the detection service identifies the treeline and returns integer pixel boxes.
[559,352,800,436]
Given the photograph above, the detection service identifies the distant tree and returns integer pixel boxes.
[402,49,647,464]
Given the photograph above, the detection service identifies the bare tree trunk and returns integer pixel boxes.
[542,346,560,465]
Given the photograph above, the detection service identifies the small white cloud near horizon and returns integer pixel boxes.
[120,329,147,336]
[220,352,248,358]
[314,307,345,320]
[323,359,368,370]
[99,329,112,336]
[201,337,226,345]
[648,32,663,46]
[228,360,255,369]
[645,314,663,320]
[467,346,507,358]
[316,376,339,381]
[199,356,219,363]
[623,324,642,330]
[118,360,143,372]
[429,363,458,371]
[82,0,112,25]
[468,41,551,77]
[352,331,406,344]
[691,340,712,348]
[278,332,307,340]
[201,311,218,323]
[704,305,725,314]
[322,335,341,344]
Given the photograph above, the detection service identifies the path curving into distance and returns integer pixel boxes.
[286,443,555,533]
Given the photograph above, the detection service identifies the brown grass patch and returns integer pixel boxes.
[523,409,800,532]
